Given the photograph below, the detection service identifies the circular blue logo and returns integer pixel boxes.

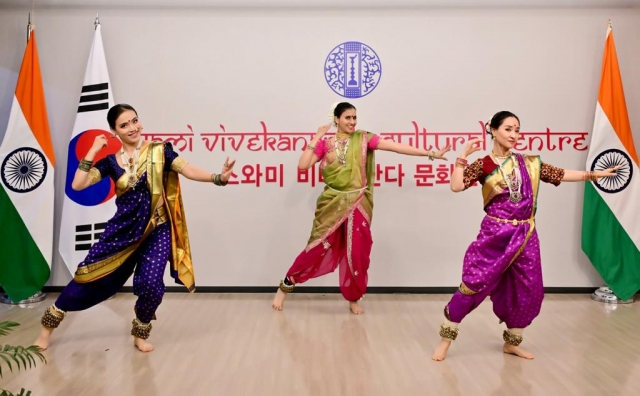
[1,147,48,193]
[65,130,121,206]
[590,149,633,193]
[324,41,382,98]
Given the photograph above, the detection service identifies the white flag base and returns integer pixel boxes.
[590,286,634,304]
[0,291,47,305]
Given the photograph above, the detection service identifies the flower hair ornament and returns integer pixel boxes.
[485,116,493,138]
[328,102,340,127]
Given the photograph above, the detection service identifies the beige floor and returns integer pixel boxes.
[1,293,639,396]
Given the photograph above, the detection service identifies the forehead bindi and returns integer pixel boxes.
[117,111,137,126]
[503,122,519,129]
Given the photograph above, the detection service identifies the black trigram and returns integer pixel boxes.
[77,82,109,113]
[74,222,107,251]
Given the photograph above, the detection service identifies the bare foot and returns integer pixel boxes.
[34,326,53,351]
[503,343,534,359]
[134,337,154,352]
[272,289,287,311]
[349,301,364,315]
[432,339,452,361]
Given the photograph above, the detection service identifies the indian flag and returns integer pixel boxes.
[0,29,55,302]
[582,24,640,301]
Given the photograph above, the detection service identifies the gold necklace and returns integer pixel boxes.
[335,136,349,165]
[120,139,143,187]
[492,150,512,160]
[335,132,350,141]
[491,153,522,204]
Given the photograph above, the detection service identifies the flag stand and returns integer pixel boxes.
[0,291,47,305]
[591,286,634,304]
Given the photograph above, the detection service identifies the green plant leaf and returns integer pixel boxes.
[0,322,20,337]
[21,351,33,370]
[0,352,13,375]
[0,350,20,371]
[14,351,27,372]
[25,346,45,364]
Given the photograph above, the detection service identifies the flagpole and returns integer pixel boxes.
[27,12,33,42]
[588,19,634,306]
[0,13,47,306]
[93,12,114,301]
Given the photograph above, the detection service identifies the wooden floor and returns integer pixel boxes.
[1,293,639,396]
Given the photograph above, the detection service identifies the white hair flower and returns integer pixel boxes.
[328,102,340,126]
[485,115,493,135]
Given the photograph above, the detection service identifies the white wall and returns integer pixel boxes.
[1,3,639,289]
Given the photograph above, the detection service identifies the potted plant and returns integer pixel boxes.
[0,321,46,396]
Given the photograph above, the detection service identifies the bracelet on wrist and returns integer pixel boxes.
[426,151,435,161]
[455,157,468,169]
[211,173,228,187]
[78,158,93,172]
[583,170,597,182]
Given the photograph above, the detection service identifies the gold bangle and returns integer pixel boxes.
[211,173,227,187]
[307,144,316,151]
[426,151,435,161]
[216,173,225,186]
[78,158,93,172]
[78,163,91,172]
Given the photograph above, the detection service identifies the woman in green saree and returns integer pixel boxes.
[272,102,451,314]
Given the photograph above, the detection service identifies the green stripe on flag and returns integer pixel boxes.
[582,182,640,300]
[0,186,50,302]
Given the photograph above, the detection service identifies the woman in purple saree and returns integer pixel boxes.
[432,111,620,361]
[35,104,236,352]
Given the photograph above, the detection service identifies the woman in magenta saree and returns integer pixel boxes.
[432,111,620,361]
[272,102,451,314]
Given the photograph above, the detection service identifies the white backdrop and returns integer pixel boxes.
[0,3,639,289]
